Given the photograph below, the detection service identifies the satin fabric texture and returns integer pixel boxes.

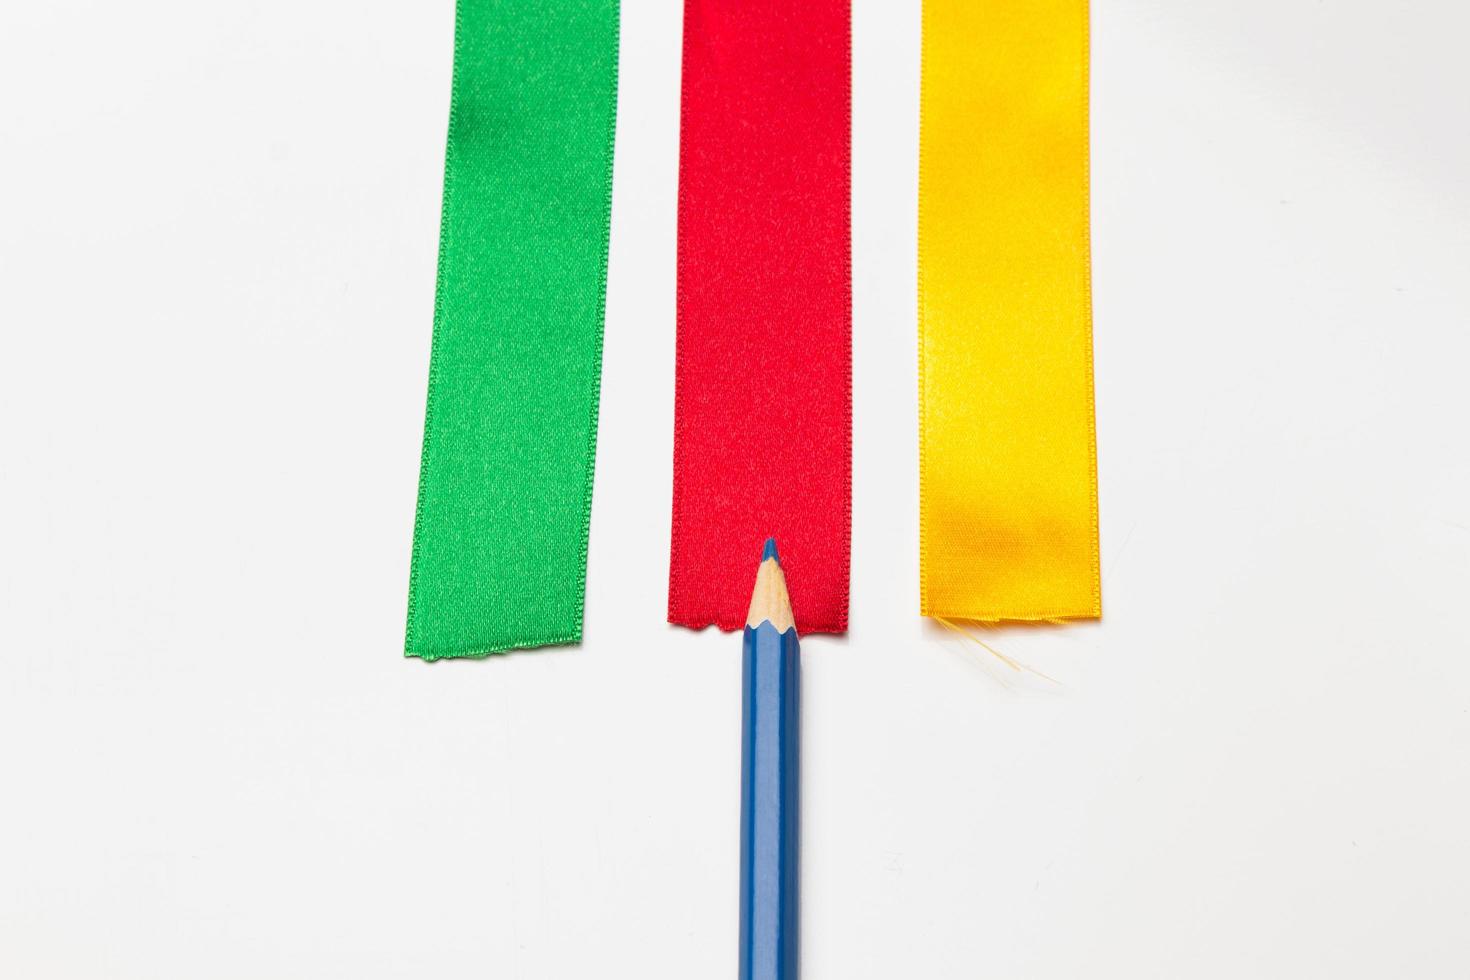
[407,0,1099,655]
[919,0,1100,622]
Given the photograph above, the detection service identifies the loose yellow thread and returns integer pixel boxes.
[934,617,1060,686]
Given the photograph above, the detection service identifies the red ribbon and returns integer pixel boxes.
[669,0,851,633]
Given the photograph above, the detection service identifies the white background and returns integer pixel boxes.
[2,1,1467,977]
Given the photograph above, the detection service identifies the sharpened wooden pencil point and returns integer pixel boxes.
[747,541,796,634]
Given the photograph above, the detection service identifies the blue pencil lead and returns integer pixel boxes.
[762,537,780,565]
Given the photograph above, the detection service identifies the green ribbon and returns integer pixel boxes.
[406,0,620,659]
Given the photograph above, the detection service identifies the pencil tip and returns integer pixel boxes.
[748,537,795,632]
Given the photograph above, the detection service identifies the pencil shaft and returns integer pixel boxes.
[739,622,800,980]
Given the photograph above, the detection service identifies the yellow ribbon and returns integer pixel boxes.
[919,0,1100,621]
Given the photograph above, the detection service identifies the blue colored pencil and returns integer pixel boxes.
[740,537,800,980]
